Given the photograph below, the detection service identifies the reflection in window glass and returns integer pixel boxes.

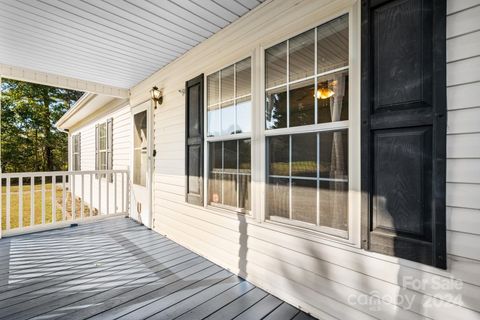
[265,86,287,130]
[133,111,147,186]
[208,139,251,211]
[317,14,349,73]
[264,14,349,236]
[289,79,315,127]
[317,71,349,124]
[289,29,315,82]
[266,130,348,234]
[207,58,251,137]
[266,41,287,89]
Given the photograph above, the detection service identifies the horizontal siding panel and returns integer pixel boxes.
[447,4,480,38]
[447,0,480,15]
[447,159,480,183]
[448,231,480,261]
[447,207,480,235]
[448,107,480,134]
[447,183,480,209]
[447,133,480,158]
[447,56,480,86]
[447,30,480,62]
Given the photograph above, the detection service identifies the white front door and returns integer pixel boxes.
[131,102,153,228]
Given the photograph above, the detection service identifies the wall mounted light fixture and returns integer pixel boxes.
[150,86,163,109]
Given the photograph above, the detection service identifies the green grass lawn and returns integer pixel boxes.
[1,183,92,231]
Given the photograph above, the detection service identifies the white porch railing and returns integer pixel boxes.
[0,170,129,238]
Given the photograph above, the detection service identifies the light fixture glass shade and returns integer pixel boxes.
[151,86,161,100]
[315,87,335,99]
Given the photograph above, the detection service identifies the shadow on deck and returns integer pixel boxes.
[0,217,315,320]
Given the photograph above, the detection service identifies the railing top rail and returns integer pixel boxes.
[0,170,129,178]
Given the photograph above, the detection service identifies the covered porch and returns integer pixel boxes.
[0,216,312,320]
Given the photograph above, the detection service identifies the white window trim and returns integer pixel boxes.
[200,1,361,247]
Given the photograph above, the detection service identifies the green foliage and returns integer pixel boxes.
[1,78,83,173]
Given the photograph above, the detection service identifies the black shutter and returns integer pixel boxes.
[361,0,446,268]
[185,74,204,205]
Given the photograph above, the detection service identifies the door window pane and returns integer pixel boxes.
[289,29,315,82]
[317,14,349,73]
[266,41,287,88]
[266,86,287,130]
[133,111,147,186]
[317,70,349,124]
[289,78,315,127]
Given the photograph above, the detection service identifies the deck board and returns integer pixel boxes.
[0,217,315,320]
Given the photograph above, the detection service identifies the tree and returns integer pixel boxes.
[1,78,83,173]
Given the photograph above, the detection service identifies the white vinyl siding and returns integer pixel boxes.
[69,99,131,215]
[129,0,480,319]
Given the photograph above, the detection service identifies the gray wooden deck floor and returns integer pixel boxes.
[0,217,315,320]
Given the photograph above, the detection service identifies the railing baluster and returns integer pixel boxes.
[41,176,46,225]
[114,172,117,214]
[0,176,2,237]
[106,172,110,215]
[30,177,34,226]
[6,177,11,230]
[81,173,84,219]
[122,172,125,213]
[62,175,66,221]
[72,173,76,220]
[90,173,93,217]
[52,175,56,224]
[98,174,101,215]
[18,178,23,229]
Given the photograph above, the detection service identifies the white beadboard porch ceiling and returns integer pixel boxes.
[0,0,265,89]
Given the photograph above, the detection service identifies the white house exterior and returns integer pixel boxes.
[12,0,480,319]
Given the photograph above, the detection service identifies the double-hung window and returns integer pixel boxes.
[206,58,252,212]
[72,133,81,171]
[264,14,350,236]
[95,118,113,179]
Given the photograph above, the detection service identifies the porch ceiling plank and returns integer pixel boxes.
[0,0,265,89]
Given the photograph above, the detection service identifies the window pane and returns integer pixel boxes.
[239,175,251,211]
[266,41,287,88]
[320,181,348,231]
[99,124,107,150]
[207,72,220,106]
[236,96,251,134]
[317,14,349,73]
[134,111,147,150]
[268,135,289,176]
[210,142,222,172]
[289,29,315,82]
[221,65,234,101]
[207,104,221,137]
[221,101,235,135]
[317,71,349,123]
[223,174,237,207]
[209,172,222,204]
[289,78,315,127]
[292,179,317,224]
[236,58,251,97]
[239,139,251,173]
[267,178,289,219]
[266,86,287,130]
[320,130,348,180]
[223,140,237,172]
[291,133,317,177]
